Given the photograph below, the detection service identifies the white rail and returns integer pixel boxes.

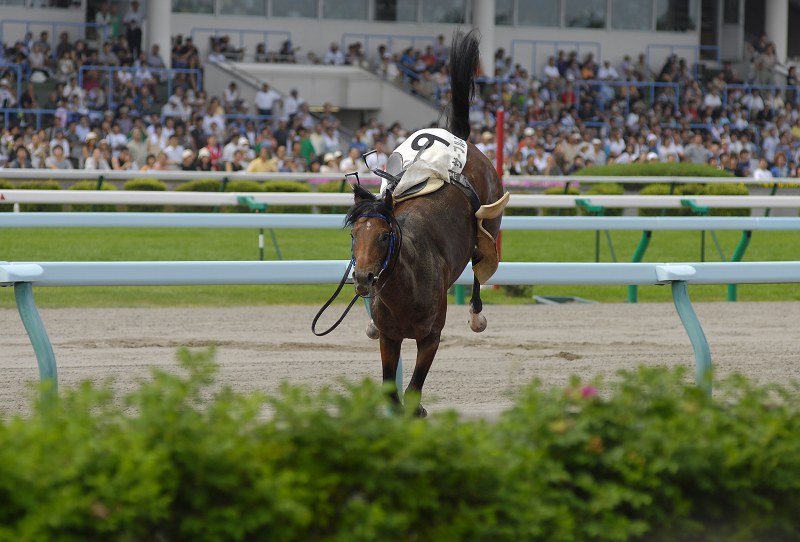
[4,189,800,209]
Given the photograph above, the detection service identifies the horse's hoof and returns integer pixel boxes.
[415,404,428,418]
[469,310,487,333]
[366,319,379,340]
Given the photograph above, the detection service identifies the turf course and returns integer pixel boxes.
[2,226,799,307]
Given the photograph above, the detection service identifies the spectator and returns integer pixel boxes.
[254,82,280,117]
[95,3,113,40]
[84,147,110,170]
[684,133,711,164]
[6,146,33,168]
[45,144,72,169]
[180,148,196,170]
[147,44,166,70]
[195,147,213,171]
[111,145,137,170]
[139,153,156,171]
[123,0,144,57]
[246,145,277,172]
[323,42,345,65]
[752,157,773,180]
[225,148,246,172]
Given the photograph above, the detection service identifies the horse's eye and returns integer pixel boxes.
[379,232,390,243]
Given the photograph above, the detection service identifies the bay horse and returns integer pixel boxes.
[345,30,506,416]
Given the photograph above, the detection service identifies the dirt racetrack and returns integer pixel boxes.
[2,302,799,416]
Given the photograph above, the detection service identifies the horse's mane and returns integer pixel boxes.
[344,184,393,227]
[447,29,480,141]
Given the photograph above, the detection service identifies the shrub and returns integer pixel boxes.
[705,182,750,217]
[2,352,800,541]
[261,180,312,213]
[316,180,352,214]
[0,179,12,212]
[225,180,264,212]
[69,180,118,212]
[542,184,580,216]
[123,178,167,212]
[175,179,223,213]
[16,180,62,212]
[583,182,624,217]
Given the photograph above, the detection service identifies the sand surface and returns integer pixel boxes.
[2,302,799,416]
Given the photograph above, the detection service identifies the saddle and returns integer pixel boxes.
[376,128,510,284]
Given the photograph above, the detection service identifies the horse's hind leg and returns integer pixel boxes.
[468,272,487,333]
[379,335,403,408]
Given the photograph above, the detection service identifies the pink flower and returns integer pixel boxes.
[581,386,599,399]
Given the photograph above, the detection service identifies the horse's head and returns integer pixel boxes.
[345,184,399,297]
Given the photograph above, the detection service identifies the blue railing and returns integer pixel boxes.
[189,27,291,61]
[0,107,58,130]
[339,33,436,58]
[509,39,602,80]
[77,65,203,109]
[722,83,800,116]
[0,19,110,61]
[646,43,721,80]
[576,80,681,115]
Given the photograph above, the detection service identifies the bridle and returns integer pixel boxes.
[311,201,403,337]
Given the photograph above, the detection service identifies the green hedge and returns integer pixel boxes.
[316,180,351,214]
[0,180,12,212]
[262,180,312,213]
[69,180,117,212]
[123,178,167,212]
[175,179,223,213]
[16,180,62,212]
[1,349,799,541]
[542,185,580,216]
[584,182,625,216]
[639,183,750,217]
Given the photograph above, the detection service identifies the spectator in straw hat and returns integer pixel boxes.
[180,148,196,171]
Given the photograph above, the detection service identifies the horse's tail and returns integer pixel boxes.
[447,29,480,141]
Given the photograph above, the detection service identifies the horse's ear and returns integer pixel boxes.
[384,191,394,209]
[352,183,375,203]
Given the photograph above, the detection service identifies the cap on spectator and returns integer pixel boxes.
[85,132,98,141]
[0,78,9,86]
[570,132,581,140]
[646,152,659,161]
[323,151,342,162]
[182,149,194,160]
[198,148,211,159]
[591,138,601,145]
[523,127,535,136]
[237,136,250,147]
[646,133,657,142]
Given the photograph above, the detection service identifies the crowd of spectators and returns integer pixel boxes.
[2,24,800,183]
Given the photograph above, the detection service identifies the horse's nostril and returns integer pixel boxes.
[367,272,375,284]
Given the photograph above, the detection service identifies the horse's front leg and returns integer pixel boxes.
[379,334,403,408]
[404,331,441,418]
[468,272,487,333]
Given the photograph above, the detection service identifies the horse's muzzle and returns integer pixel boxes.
[353,270,377,296]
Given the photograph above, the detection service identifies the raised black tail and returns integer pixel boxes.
[447,29,480,141]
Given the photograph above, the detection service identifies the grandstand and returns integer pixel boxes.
[1,0,800,181]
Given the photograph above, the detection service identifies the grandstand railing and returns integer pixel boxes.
[0,107,60,130]
[77,65,203,109]
[722,83,800,116]
[340,33,436,57]
[509,39,602,80]
[646,43,721,80]
[190,28,292,62]
[576,80,681,116]
[0,19,110,60]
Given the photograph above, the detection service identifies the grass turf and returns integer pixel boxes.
[1,227,799,308]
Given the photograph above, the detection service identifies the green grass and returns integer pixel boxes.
[2,227,799,307]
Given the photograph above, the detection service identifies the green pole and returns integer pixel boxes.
[765,183,778,217]
[15,282,58,398]
[454,285,465,305]
[627,230,652,303]
[671,280,712,395]
[90,175,104,213]
[727,230,752,301]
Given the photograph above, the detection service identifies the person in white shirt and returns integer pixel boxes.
[339,146,369,174]
[752,158,774,180]
[84,147,110,170]
[163,134,184,170]
[323,42,345,65]
[283,88,304,120]
[597,60,618,80]
[106,124,128,154]
[94,2,113,41]
[254,82,281,116]
[123,0,144,57]
[542,56,560,81]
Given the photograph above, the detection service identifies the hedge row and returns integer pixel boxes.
[1,349,799,541]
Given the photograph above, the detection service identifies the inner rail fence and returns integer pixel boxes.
[3,258,800,398]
